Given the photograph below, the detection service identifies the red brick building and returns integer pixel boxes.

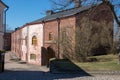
[11,2,114,65]
[4,30,13,51]
[11,28,22,58]
[31,3,113,63]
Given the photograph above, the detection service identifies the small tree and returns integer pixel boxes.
[75,17,99,61]
[60,26,75,59]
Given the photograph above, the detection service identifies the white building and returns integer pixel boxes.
[13,23,44,65]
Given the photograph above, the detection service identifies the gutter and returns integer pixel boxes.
[26,26,29,63]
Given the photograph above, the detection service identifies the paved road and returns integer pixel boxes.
[0,52,120,80]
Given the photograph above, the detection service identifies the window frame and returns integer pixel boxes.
[49,32,53,41]
[32,36,37,45]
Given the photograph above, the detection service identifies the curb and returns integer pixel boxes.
[87,71,120,75]
[50,70,120,75]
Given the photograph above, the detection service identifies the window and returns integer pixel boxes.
[32,36,37,45]
[49,32,53,40]
[30,54,36,60]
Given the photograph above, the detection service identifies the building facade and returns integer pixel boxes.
[11,28,22,58]
[0,1,8,50]
[27,24,43,65]
[21,26,27,61]
[11,24,44,65]
[11,3,114,65]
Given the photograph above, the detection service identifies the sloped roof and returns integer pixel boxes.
[30,5,95,24]
[0,0,8,8]
[6,30,14,33]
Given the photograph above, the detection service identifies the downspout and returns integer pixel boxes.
[26,25,29,63]
[41,21,45,65]
[57,18,60,59]
[4,7,9,50]
[42,21,45,47]
[2,6,8,72]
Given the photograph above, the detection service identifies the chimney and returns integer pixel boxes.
[74,0,81,8]
[46,10,53,16]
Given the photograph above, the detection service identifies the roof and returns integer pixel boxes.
[0,0,8,8]
[12,3,103,32]
[6,30,14,33]
[30,5,95,24]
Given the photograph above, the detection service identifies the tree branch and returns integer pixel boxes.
[102,0,120,26]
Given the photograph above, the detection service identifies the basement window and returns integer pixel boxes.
[30,54,36,60]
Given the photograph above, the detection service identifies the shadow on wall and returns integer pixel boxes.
[41,46,55,66]
[41,46,91,76]
[91,45,110,56]
[0,70,91,80]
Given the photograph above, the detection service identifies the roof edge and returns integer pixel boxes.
[0,0,9,8]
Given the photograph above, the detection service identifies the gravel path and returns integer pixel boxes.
[0,52,120,80]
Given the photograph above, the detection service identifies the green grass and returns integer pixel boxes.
[50,54,120,72]
[88,54,118,62]
[73,54,120,71]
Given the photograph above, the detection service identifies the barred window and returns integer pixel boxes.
[30,54,36,60]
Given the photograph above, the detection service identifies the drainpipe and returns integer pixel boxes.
[4,7,9,50]
[57,18,60,59]
[26,25,29,63]
[42,21,45,47]
[2,6,8,72]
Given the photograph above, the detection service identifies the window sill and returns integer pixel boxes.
[45,40,57,44]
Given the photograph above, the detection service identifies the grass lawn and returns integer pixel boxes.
[50,54,120,73]
[73,54,120,71]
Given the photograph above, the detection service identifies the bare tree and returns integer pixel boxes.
[50,0,120,26]
[59,17,113,62]
[60,26,75,60]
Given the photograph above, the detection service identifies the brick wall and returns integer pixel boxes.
[11,3,114,65]
[43,16,76,65]
[43,3,114,63]
[75,3,114,56]
[4,33,11,50]
[11,28,22,58]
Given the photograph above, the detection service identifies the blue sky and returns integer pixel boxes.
[2,0,120,30]
[2,0,51,30]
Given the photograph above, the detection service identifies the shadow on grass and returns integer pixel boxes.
[50,59,91,75]
[0,69,91,80]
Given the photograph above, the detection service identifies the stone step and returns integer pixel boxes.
[9,52,20,61]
